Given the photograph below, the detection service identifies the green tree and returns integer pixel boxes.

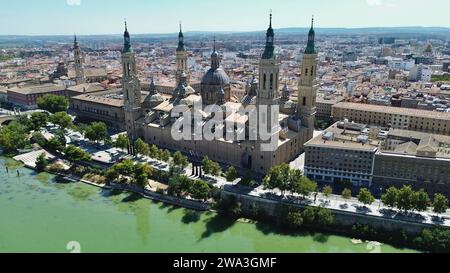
[412,189,430,212]
[161,149,171,162]
[0,122,29,152]
[30,112,49,130]
[322,186,333,199]
[84,122,109,143]
[35,153,48,172]
[381,187,399,209]
[433,194,449,215]
[173,151,189,169]
[263,164,290,196]
[302,207,317,225]
[397,185,415,213]
[31,131,47,147]
[149,144,159,159]
[50,112,72,129]
[202,156,212,174]
[342,188,352,200]
[64,145,91,162]
[168,175,184,197]
[191,180,211,201]
[209,161,221,176]
[37,94,68,113]
[240,170,254,187]
[105,167,120,182]
[285,210,304,228]
[134,163,153,188]
[134,138,150,157]
[16,115,33,131]
[114,134,130,152]
[225,166,238,182]
[315,207,335,226]
[357,188,375,206]
[114,159,135,176]
[297,177,317,198]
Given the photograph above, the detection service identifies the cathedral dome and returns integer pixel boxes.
[145,93,164,103]
[201,68,230,86]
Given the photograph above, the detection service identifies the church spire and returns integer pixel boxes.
[211,38,220,70]
[305,16,317,54]
[123,20,132,53]
[262,11,275,59]
[74,33,79,47]
[177,22,186,52]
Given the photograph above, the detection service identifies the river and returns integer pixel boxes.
[0,157,417,253]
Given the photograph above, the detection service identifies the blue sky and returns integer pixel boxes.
[0,0,449,35]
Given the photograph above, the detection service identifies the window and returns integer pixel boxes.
[303,97,306,106]
[270,74,274,90]
[263,74,267,90]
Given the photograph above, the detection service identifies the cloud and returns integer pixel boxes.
[366,0,383,5]
[67,0,81,6]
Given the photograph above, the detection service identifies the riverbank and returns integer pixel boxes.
[0,156,417,253]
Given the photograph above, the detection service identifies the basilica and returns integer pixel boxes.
[120,14,318,175]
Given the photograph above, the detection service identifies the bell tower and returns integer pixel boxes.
[297,16,318,140]
[73,34,86,84]
[257,12,280,135]
[176,23,190,85]
[122,21,142,143]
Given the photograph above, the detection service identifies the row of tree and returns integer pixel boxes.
[105,159,154,188]
[263,163,317,198]
[168,174,212,201]
[381,186,448,214]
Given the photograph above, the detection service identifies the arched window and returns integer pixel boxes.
[270,74,274,90]
[305,68,308,76]
[311,67,314,76]
[303,97,306,106]
[263,74,267,90]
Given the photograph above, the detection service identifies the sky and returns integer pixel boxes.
[0,0,449,35]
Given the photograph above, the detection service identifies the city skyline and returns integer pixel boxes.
[0,0,449,36]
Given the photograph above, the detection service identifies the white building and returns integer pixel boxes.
[409,65,432,82]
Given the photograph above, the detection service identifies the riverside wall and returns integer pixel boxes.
[221,190,437,235]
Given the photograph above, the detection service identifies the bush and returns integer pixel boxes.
[47,163,64,173]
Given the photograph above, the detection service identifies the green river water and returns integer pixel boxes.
[0,157,417,253]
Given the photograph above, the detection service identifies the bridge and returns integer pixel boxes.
[0,114,17,126]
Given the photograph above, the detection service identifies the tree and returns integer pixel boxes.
[240,170,254,187]
[297,177,317,198]
[0,122,29,152]
[285,210,304,229]
[47,130,66,152]
[225,166,238,182]
[191,180,211,201]
[35,153,48,172]
[412,189,430,212]
[209,161,221,176]
[168,175,184,197]
[202,156,212,174]
[149,145,159,159]
[134,138,150,157]
[37,94,68,114]
[105,168,120,182]
[30,112,49,130]
[315,207,335,226]
[302,207,317,225]
[433,194,449,215]
[84,122,109,143]
[114,159,135,176]
[50,112,72,129]
[114,134,130,152]
[161,150,171,162]
[263,164,290,196]
[134,163,153,188]
[397,185,415,213]
[31,131,47,147]
[342,188,352,200]
[322,186,333,199]
[357,188,375,206]
[381,187,399,209]
[64,145,91,162]
[173,151,189,169]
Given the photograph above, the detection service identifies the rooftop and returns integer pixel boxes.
[334,102,450,120]
[8,84,66,95]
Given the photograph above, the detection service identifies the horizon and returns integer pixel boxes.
[0,0,449,36]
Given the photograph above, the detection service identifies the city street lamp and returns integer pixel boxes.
[378,187,383,209]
